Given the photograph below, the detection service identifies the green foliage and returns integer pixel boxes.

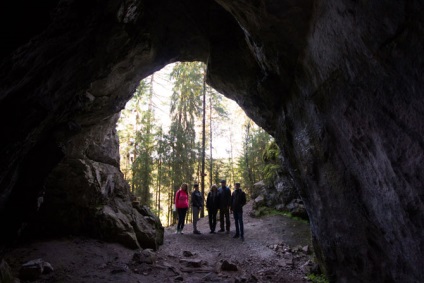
[207,86,229,120]
[132,78,156,205]
[170,62,204,117]
[307,273,329,283]
[262,141,282,185]
[168,62,205,188]
[254,207,309,223]
[237,120,274,192]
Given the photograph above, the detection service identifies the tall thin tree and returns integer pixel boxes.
[200,65,206,217]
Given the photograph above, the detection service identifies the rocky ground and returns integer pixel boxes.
[2,202,316,282]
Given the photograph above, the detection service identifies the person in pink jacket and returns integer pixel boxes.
[175,183,189,234]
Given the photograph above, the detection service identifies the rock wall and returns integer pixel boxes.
[207,1,424,282]
[0,0,423,282]
[283,3,424,282]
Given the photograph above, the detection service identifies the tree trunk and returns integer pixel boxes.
[200,67,206,217]
[209,94,213,188]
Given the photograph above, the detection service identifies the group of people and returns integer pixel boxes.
[174,180,247,241]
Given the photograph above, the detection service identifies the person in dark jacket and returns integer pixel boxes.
[217,180,232,233]
[206,184,219,233]
[231,182,247,241]
[191,183,203,234]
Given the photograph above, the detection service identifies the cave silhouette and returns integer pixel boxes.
[1,1,423,282]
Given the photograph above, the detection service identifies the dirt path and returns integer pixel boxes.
[3,202,314,282]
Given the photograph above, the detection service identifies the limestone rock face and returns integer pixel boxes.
[24,114,164,249]
[0,0,423,282]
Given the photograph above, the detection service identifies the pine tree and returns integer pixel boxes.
[168,62,204,222]
[205,86,229,188]
[237,120,273,193]
[131,78,157,205]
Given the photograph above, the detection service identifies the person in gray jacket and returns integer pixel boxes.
[191,183,203,234]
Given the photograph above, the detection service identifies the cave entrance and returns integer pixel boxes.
[116,62,277,227]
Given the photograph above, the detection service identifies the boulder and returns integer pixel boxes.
[252,175,305,219]
[132,249,156,264]
[219,260,238,272]
[19,258,53,281]
[0,260,17,283]
[287,199,308,220]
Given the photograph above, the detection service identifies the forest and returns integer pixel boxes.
[117,62,282,226]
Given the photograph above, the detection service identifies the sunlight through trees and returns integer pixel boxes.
[117,62,280,225]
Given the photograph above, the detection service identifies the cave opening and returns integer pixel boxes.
[115,61,292,229]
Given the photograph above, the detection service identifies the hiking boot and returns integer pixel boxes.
[233,234,239,239]
[218,229,225,232]
[226,230,230,234]
[193,230,201,235]
[209,231,215,234]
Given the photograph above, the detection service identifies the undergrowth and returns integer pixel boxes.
[307,273,329,283]
[256,206,309,224]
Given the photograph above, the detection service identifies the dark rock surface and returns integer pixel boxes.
[0,0,423,282]
[0,259,16,283]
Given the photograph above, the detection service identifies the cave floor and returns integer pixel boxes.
[4,201,313,282]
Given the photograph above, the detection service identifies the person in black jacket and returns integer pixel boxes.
[217,180,231,233]
[206,184,219,233]
[191,183,203,234]
[231,182,247,241]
